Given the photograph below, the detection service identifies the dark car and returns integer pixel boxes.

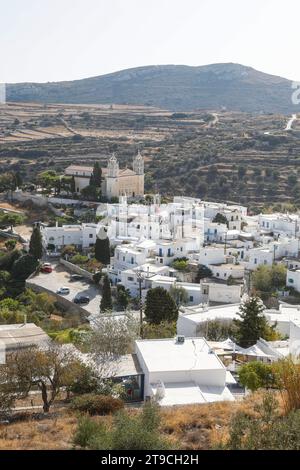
[70,274,84,282]
[73,295,90,305]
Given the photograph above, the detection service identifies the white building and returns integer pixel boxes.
[41,223,98,251]
[65,152,144,200]
[177,304,241,337]
[209,263,244,281]
[135,337,234,406]
[259,213,300,238]
[287,268,300,293]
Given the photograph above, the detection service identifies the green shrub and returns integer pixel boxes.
[71,394,124,415]
[73,415,108,449]
[73,402,171,450]
[222,392,300,450]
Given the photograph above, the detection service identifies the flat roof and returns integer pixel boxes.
[151,382,234,406]
[180,304,241,324]
[0,323,50,350]
[135,337,225,373]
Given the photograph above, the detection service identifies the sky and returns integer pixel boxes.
[1,0,300,83]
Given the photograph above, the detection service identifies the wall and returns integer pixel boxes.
[26,279,89,318]
[59,258,94,281]
[203,282,243,304]
[10,190,48,207]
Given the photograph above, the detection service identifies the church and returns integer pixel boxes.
[65,152,144,200]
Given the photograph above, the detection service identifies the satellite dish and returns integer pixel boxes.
[97,226,108,240]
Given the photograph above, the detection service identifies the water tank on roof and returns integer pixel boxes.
[175,335,185,344]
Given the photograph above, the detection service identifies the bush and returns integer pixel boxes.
[70,254,89,265]
[238,361,276,392]
[73,402,171,450]
[73,415,108,449]
[222,392,300,450]
[71,394,124,415]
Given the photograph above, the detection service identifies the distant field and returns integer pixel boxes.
[0,102,299,209]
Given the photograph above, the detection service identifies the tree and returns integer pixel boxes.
[145,287,179,325]
[4,239,17,251]
[195,264,213,282]
[90,162,102,188]
[85,314,139,377]
[212,213,228,226]
[81,184,98,201]
[11,254,38,280]
[0,211,25,231]
[197,319,236,341]
[100,275,112,312]
[14,171,23,189]
[169,285,188,306]
[95,236,110,265]
[238,361,275,392]
[0,345,82,413]
[37,170,59,194]
[233,297,275,347]
[116,285,131,310]
[29,226,43,260]
[70,175,76,194]
[143,321,177,339]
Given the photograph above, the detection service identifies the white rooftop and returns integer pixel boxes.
[179,303,241,324]
[151,381,234,406]
[135,337,225,373]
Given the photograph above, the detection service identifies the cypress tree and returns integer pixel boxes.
[95,237,110,264]
[144,287,179,324]
[234,297,270,348]
[100,275,112,312]
[29,226,43,260]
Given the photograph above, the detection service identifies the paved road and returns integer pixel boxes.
[30,264,101,317]
[285,113,297,131]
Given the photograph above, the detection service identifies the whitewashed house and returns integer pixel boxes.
[135,337,234,406]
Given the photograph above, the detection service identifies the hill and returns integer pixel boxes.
[6,63,300,113]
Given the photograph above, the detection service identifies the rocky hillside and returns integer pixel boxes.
[7,63,300,114]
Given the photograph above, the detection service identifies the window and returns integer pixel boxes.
[89,234,93,238]
[189,296,194,302]
[160,258,163,264]
[131,257,134,264]
[128,277,134,281]
[254,258,257,264]
[288,278,294,284]
[123,256,125,262]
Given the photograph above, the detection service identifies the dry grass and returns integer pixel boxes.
[0,410,77,450]
[0,392,286,450]
[161,392,284,450]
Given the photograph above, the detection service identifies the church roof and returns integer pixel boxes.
[118,168,137,177]
[65,163,139,178]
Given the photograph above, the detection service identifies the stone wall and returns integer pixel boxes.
[59,258,94,281]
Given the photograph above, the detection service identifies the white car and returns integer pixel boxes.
[56,287,70,295]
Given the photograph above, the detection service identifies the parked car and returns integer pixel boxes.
[70,274,84,282]
[47,251,61,258]
[56,287,70,295]
[41,263,52,273]
[73,295,90,305]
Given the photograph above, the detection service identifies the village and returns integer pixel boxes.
[1,154,300,413]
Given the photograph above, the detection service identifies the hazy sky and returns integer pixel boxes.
[1,0,300,83]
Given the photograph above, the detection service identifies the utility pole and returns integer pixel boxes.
[136,270,144,338]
